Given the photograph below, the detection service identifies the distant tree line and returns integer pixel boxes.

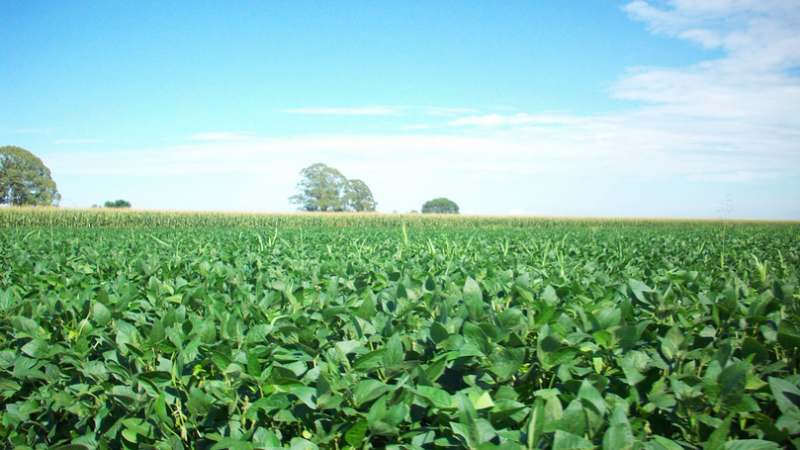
[104,200,131,208]
[2,147,460,214]
[289,163,460,214]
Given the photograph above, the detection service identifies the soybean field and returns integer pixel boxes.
[1,213,799,450]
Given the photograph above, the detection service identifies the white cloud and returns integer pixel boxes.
[44,118,795,180]
[448,113,588,127]
[284,107,400,115]
[55,139,103,144]
[421,107,479,116]
[617,0,800,126]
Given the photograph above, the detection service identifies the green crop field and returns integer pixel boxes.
[1,209,799,450]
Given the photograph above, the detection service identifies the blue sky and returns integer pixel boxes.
[2,1,799,219]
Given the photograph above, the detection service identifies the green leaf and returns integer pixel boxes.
[777,319,800,350]
[21,339,49,359]
[383,334,404,367]
[384,403,409,427]
[210,438,254,450]
[741,338,769,366]
[368,395,392,433]
[346,420,368,448]
[357,296,376,320]
[137,371,172,386]
[490,348,524,382]
[650,436,684,450]
[290,438,319,450]
[463,322,492,356]
[93,302,112,326]
[553,430,595,450]
[543,285,559,304]
[196,320,217,344]
[556,400,586,436]
[430,322,449,344]
[354,349,387,372]
[416,385,452,409]
[451,419,496,448]
[149,319,166,344]
[602,405,633,450]
[316,373,331,400]
[471,391,495,410]
[247,349,261,377]
[705,416,732,450]
[577,379,606,417]
[768,377,800,416]
[463,277,485,320]
[617,351,649,385]
[290,386,317,410]
[245,394,292,419]
[353,379,390,406]
[527,397,545,450]
[717,363,749,407]
[628,279,653,303]
[186,387,215,419]
[724,440,779,450]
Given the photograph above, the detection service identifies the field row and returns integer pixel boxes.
[0,207,785,229]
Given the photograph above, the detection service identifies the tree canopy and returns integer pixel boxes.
[422,197,459,214]
[0,146,60,206]
[289,163,377,212]
[104,199,131,208]
[344,179,377,212]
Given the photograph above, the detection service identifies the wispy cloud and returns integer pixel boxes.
[447,113,588,127]
[55,139,103,144]
[284,107,400,115]
[421,107,479,116]
[284,106,479,117]
[189,132,254,141]
[618,1,800,126]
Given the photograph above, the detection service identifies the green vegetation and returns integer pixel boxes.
[5,207,784,229]
[105,200,132,208]
[289,163,377,212]
[422,198,459,215]
[1,212,799,450]
[0,146,60,206]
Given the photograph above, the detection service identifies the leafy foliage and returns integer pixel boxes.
[344,179,377,213]
[0,146,60,206]
[1,208,785,229]
[104,200,132,208]
[422,198,459,214]
[0,219,799,449]
[289,163,377,212]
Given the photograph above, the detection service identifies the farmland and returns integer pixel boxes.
[1,210,799,450]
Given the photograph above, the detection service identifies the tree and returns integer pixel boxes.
[289,163,377,212]
[422,197,459,214]
[104,199,131,208]
[289,163,347,211]
[0,146,60,206]
[344,179,377,212]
